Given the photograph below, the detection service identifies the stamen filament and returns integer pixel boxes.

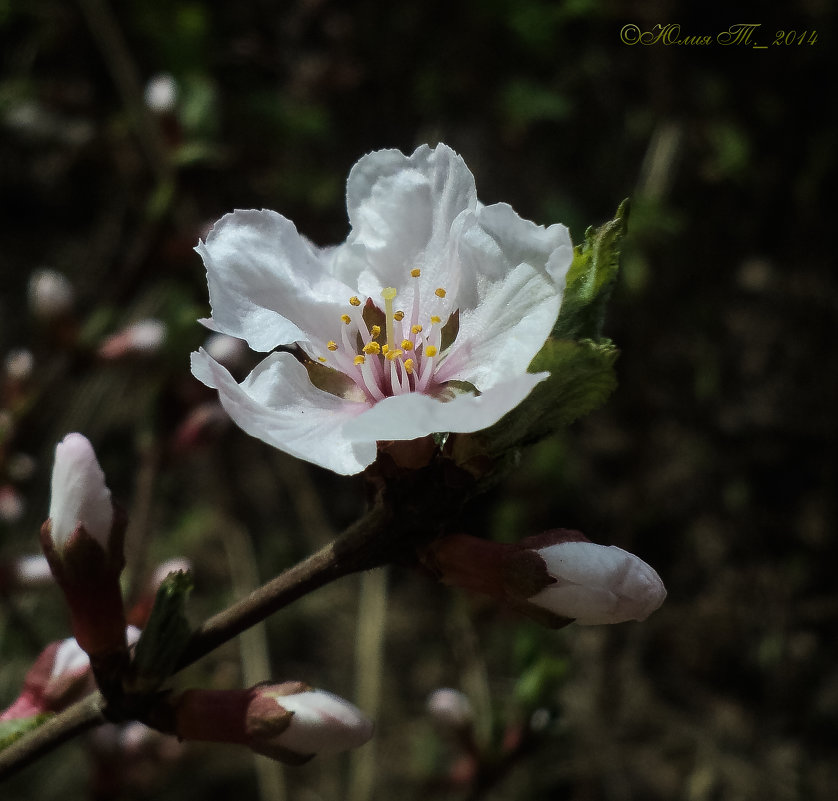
[381,287,398,352]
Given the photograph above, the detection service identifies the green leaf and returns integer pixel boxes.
[461,339,618,462]
[553,199,629,341]
[0,714,52,751]
[129,570,194,693]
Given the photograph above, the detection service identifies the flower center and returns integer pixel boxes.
[316,269,452,403]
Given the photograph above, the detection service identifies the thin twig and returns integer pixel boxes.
[0,503,390,781]
[176,503,389,672]
[0,693,106,779]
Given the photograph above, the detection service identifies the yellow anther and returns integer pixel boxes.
[403,358,414,374]
[370,325,381,340]
[385,349,404,361]
[425,345,438,358]
[381,344,390,355]
[318,356,327,363]
[435,287,447,298]
[410,268,421,278]
[430,315,441,324]
[354,355,366,365]
[363,342,381,355]
[327,341,338,351]
[400,339,414,351]
[341,314,351,325]
[349,296,361,306]
[394,311,405,321]
[411,324,423,334]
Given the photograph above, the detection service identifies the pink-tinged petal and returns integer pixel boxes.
[342,372,548,442]
[340,145,477,304]
[191,349,374,475]
[197,210,354,352]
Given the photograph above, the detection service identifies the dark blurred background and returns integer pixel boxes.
[1,1,836,799]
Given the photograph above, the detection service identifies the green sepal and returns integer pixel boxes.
[128,570,194,693]
[552,199,629,341]
[474,338,619,460]
[0,714,52,752]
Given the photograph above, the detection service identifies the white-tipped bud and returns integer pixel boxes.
[4,348,34,382]
[426,688,474,729]
[203,333,248,371]
[48,433,113,551]
[173,683,374,764]
[28,269,74,320]
[98,319,167,359]
[13,554,53,587]
[0,484,24,523]
[267,688,374,757]
[144,73,178,114]
[529,540,666,625]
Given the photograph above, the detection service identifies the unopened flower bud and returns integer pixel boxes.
[0,484,25,523]
[41,434,127,668]
[98,319,167,360]
[0,628,140,720]
[144,73,178,114]
[426,688,474,730]
[28,269,74,320]
[4,348,34,382]
[170,682,374,764]
[427,530,666,627]
[523,532,666,625]
[48,433,113,553]
[203,333,248,371]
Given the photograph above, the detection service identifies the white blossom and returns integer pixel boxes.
[528,541,666,625]
[192,144,573,474]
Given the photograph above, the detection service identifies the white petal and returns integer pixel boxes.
[191,349,375,475]
[530,542,666,625]
[277,689,374,755]
[340,144,477,303]
[341,372,548,442]
[437,262,560,391]
[49,434,113,551]
[438,203,573,390]
[197,209,353,352]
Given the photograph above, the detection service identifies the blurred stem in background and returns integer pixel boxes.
[348,568,388,801]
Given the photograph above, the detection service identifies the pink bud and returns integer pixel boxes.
[42,434,127,664]
[527,536,666,625]
[48,433,113,552]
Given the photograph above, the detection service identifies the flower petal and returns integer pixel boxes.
[341,372,548,442]
[197,210,353,352]
[191,349,374,475]
[338,144,477,305]
[437,203,572,390]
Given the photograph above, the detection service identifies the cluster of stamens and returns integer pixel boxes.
[316,269,451,403]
